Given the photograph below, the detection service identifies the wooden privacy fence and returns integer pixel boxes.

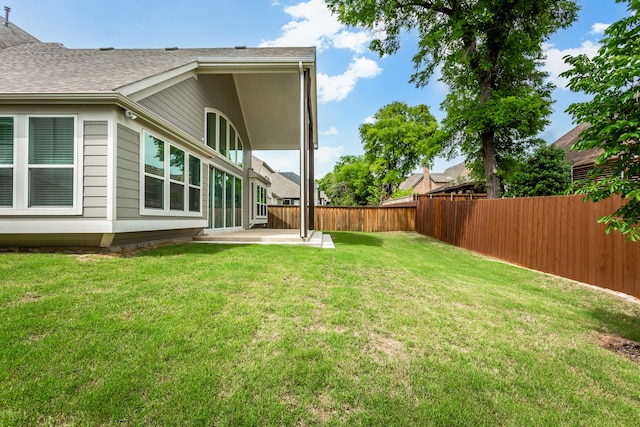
[416,195,639,299]
[267,205,416,232]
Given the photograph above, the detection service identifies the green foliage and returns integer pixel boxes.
[561,0,640,241]
[359,101,440,202]
[504,144,572,197]
[318,155,376,206]
[327,0,579,198]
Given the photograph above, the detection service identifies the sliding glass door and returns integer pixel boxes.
[208,166,242,229]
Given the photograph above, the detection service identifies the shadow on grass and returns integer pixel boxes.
[327,231,384,247]
[589,306,640,342]
[130,242,243,257]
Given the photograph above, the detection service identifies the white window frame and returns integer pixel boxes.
[0,114,82,216]
[204,108,244,170]
[140,130,203,217]
[255,183,267,219]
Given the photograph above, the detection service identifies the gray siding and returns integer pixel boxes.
[83,121,108,218]
[116,125,141,219]
[139,75,250,146]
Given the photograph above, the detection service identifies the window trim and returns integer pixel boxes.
[204,108,244,170]
[0,114,82,216]
[255,183,268,219]
[140,130,203,217]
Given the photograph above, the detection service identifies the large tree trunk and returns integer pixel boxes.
[481,131,501,199]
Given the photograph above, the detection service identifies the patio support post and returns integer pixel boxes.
[306,69,315,231]
[299,61,307,238]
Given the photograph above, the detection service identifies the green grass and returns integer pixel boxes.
[1,232,639,426]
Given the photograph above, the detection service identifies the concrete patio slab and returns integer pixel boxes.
[192,229,335,249]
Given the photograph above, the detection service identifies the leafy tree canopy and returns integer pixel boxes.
[504,144,572,197]
[318,155,376,206]
[359,101,439,202]
[327,0,578,198]
[561,0,640,240]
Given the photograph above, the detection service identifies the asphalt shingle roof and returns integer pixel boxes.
[0,16,39,50]
[0,25,315,94]
[552,123,601,167]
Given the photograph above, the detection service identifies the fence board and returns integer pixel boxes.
[267,205,416,233]
[415,195,639,299]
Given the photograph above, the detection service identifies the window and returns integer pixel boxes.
[142,131,201,216]
[255,184,267,219]
[29,117,75,207]
[205,109,243,169]
[0,117,14,207]
[188,155,201,212]
[0,115,80,214]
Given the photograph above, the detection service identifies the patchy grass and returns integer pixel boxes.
[1,232,639,426]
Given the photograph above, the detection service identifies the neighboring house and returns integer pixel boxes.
[0,16,318,248]
[553,123,603,182]
[398,163,472,195]
[251,156,329,206]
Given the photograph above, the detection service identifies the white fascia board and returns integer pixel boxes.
[117,62,199,100]
[195,56,316,74]
[0,93,121,104]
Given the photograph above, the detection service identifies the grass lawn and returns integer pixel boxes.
[1,232,639,426]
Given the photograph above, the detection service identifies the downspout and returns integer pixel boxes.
[299,61,307,238]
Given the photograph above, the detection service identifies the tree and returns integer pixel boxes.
[561,0,640,240]
[318,155,376,206]
[503,144,572,197]
[359,101,439,202]
[327,0,578,198]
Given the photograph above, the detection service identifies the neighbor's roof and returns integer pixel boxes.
[430,162,469,183]
[0,42,316,94]
[0,16,39,50]
[553,123,602,167]
[270,172,300,199]
[398,173,423,191]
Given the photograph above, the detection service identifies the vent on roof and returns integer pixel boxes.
[165,47,178,51]
[99,47,114,51]
[3,6,10,28]
[235,45,247,49]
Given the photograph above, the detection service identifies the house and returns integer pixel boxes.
[553,123,603,182]
[398,163,472,195]
[251,156,329,207]
[0,14,318,248]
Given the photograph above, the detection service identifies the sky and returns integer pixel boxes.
[4,0,633,177]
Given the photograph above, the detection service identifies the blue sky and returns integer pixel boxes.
[6,0,632,176]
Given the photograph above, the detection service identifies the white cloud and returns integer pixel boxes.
[317,56,382,102]
[259,0,371,53]
[590,23,610,35]
[320,126,338,136]
[363,115,376,124]
[543,40,600,89]
[315,145,344,177]
[332,30,371,53]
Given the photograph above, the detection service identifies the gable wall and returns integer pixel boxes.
[138,74,252,228]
